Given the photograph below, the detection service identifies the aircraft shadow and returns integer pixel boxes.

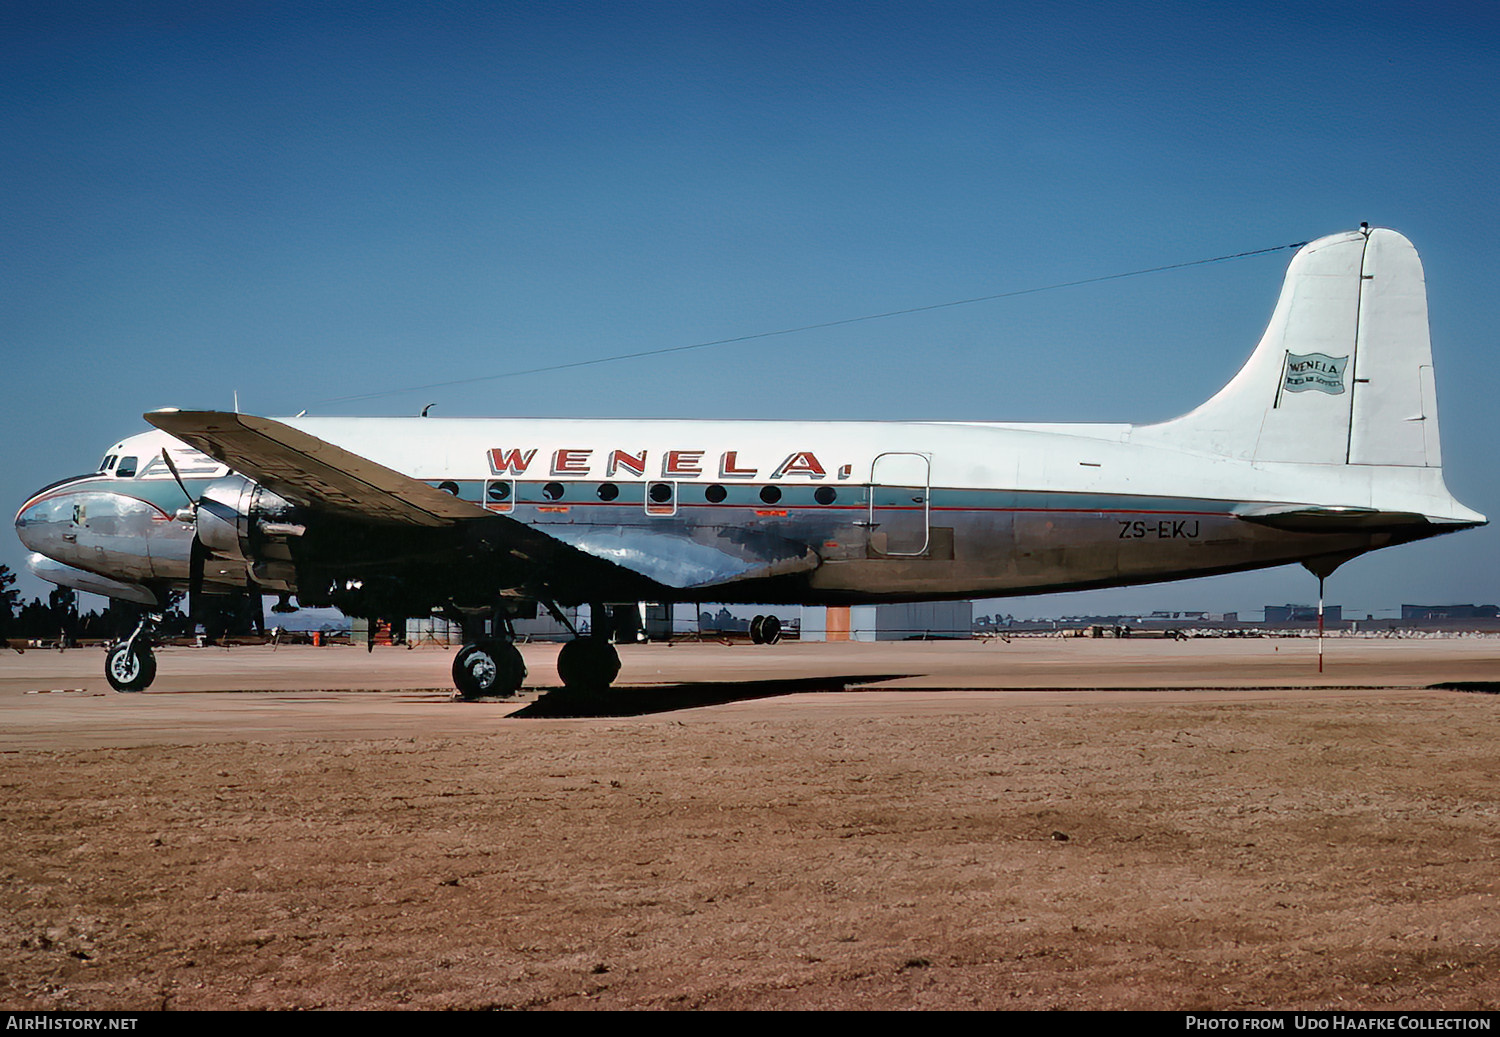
[508,674,912,718]
[1431,682,1500,694]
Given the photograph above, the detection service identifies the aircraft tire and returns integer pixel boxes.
[557,637,621,691]
[750,615,766,644]
[760,615,782,645]
[105,643,156,693]
[452,640,525,700]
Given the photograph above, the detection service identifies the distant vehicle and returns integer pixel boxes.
[16,227,1484,696]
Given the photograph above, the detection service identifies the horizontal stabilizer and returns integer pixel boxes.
[1234,504,1436,534]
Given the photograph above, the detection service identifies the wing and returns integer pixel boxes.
[146,410,486,526]
[144,410,819,591]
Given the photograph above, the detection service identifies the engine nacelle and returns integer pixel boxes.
[196,476,303,590]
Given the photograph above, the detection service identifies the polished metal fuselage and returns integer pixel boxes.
[15,419,1454,609]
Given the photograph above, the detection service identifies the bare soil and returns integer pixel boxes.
[1,639,1497,1010]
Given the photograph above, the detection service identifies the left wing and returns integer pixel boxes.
[144,410,819,591]
[147,410,490,527]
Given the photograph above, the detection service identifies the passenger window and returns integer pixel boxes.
[484,479,515,513]
[116,456,138,478]
[645,481,676,516]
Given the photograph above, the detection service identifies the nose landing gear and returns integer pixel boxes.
[106,614,158,692]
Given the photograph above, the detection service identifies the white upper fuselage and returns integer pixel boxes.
[279,415,1482,525]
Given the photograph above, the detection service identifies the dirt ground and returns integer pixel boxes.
[1,638,1498,1010]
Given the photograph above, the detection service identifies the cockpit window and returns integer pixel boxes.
[99,455,117,473]
[115,456,138,478]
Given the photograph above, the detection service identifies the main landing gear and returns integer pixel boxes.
[106,613,158,692]
[452,640,527,699]
[452,602,622,700]
[452,613,528,700]
[556,602,621,691]
[556,635,621,691]
[749,614,782,644]
[552,601,620,692]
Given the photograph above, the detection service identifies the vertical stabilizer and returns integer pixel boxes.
[1138,228,1440,468]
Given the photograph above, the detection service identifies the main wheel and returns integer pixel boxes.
[452,640,526,700]
[557,638,621,691]
[760,614,782,644]
[750,614,766,644]
[105,643,156,692]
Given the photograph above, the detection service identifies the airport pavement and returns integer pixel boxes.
[4,635,1499,694]
[4,636,1499,1009]
[1,636,1496,750]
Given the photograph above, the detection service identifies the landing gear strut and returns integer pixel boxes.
[106,613,158,692]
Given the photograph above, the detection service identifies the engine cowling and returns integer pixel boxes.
[195,476,303,591]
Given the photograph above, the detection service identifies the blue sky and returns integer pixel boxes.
[4,1,1497,619]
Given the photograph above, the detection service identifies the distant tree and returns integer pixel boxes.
[0,565,16,640]
[47,586,78,646]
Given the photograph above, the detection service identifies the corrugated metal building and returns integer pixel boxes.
[801,602,972,642]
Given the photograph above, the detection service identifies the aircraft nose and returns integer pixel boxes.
[15,489,77,559]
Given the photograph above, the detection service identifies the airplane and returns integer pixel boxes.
[14,226,1486,697]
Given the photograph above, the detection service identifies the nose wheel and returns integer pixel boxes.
[105,612,159,692]
[105,641,156,692]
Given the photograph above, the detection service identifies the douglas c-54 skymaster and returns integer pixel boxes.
[15,227,1486,695]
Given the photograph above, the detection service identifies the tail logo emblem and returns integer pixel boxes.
[1283,352,1349,395]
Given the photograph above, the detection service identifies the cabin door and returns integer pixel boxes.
[868,452,930,556]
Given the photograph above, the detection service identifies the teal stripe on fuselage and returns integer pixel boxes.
[427,479,1248,516]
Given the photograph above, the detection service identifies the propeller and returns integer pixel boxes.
[160,449,277,642]
[161,450,208,630]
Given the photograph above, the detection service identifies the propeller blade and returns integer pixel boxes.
[160,447,196,510]
[187,537,206,634]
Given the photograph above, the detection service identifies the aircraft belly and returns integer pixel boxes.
[807,505,1384,600]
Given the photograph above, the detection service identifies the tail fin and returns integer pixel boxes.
[1141,227,1441,467]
